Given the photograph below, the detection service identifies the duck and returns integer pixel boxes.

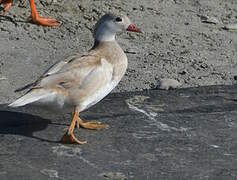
[9,13,141,144]
[0,0,59,26]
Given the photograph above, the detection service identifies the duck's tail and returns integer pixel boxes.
[9,89,52,107]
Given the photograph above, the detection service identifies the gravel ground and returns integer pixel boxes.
[0,0,237,104]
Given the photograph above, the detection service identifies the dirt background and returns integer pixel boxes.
[0,0,237,104]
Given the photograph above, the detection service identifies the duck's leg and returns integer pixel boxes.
[61,108,87,144]
[28,0,60,27]
[0,0,12,15]
[76,114,109,130]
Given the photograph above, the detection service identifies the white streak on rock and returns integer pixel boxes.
[0,76,7,81]
[40,169,59,178]
[99,172,127,179]
[126,95,188,139]
[52,145,98,169]
[52,145,81,157]
[224,153,233,156]
[127,102,172,131]
[210,144,219,148]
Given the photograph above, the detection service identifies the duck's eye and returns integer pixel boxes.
[115,17,122,22]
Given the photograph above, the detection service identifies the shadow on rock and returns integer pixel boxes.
[0,107,58,143]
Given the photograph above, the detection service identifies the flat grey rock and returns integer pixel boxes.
[1,85,237,179]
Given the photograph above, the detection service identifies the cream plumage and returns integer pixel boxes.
[9,13,141,144]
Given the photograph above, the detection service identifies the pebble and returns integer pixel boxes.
[157,78,182,90]
[223,23,237,31]
[200,15,219,24]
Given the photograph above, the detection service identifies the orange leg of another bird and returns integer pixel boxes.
[29,0,60,26]
[61,108,87,144]
[0,0,12,15]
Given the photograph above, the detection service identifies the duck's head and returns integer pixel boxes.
[94,13,142,42]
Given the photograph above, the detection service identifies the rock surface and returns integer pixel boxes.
[0,85,237,179]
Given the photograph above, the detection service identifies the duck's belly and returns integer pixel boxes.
[31,80,118,113]
[33,92,73,113]
[80,80,119,111]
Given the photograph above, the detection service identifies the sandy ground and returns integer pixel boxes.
[0,0,237,104]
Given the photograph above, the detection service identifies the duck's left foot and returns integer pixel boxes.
[60,133,87,144]
[76,118,109,130]
[0,0,12,15]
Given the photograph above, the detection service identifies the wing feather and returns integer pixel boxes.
[34,55,113,91]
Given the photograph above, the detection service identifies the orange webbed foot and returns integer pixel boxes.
[61,108,108,144]
[76,118,109,130]
[60,133,87,145]
[28,16,60,27]
[29,0,60,27]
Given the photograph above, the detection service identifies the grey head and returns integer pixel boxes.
[93,13,141,42]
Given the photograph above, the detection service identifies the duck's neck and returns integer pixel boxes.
[94,26,116,42]
[93,33,117,48]
[92,39,117,49]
